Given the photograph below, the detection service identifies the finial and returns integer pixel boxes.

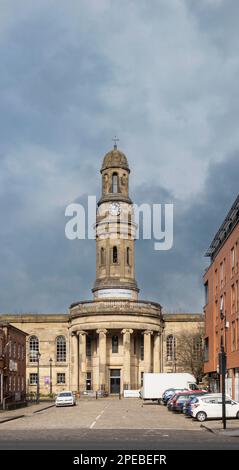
[112,135,119,150]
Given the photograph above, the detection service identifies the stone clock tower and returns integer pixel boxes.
[92,143,139,300]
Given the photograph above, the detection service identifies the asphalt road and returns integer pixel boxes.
[0,428,239,450]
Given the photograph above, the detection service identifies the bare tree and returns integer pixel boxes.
[175,326,205,383]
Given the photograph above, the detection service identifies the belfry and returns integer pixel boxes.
[93,144,139,300]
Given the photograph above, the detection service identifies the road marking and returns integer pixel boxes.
[89,403,111,429]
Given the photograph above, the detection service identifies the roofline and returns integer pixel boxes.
[205,194,239,260]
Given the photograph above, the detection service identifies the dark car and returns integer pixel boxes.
[171,391,206,413]
[162,388,187,405]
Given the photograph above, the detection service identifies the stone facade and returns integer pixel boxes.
[0,311,203,395]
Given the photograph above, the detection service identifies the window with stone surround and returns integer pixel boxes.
[57,373,66,384]
[56,336,66,362]
[29,373,38,385]
[29,336,39,363]
[166,335,176,361]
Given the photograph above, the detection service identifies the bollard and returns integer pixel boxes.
[119,392,121,400]
[96,391,98,400]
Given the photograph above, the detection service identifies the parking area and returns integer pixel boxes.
[0,397,214,431]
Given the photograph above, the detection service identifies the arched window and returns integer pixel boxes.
[112,173,118,193]
[166,335,176,361]
[100,247,105,265]
[29,336,39,363]
[112,336,119,353]
[56,336,66,362]
[126,247,130,266]
[113,246,118,264]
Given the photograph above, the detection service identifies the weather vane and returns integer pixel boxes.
[112,136,119,149]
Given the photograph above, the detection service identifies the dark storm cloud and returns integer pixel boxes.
[0,0,238,312]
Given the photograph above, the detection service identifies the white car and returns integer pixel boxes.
[55,391,76,407]
[191,393,239,422]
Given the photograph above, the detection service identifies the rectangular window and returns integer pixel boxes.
[29,373,38,385]
[9,376,12,392]
[236,281,239,313]
[86,372,92,391]
[204,281,208,305]
[13,342,16,359]
[57,373,66,384]
[86,336,91,357]
[112,335,119,353]
[133,336,137,355]
[237,319,239,351]
[220,262,224,288]
[232,321,236,352]
[140,335,144,360]
[22,376,25,391]
[215,269,218,295]
[231,247,235,276]
[220,296,224,319]
[204,337,209,362]
[231,284,236,314]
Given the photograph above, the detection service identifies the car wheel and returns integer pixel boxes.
[196,411,207,422]
[236,411,239,419]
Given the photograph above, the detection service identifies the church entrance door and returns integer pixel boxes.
[110,369,121,394]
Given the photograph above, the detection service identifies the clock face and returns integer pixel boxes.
[109,202,121,216]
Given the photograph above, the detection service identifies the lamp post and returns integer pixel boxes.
[36,352,41,403]
[49,358,53,396]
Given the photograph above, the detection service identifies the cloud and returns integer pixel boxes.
[0,0,238,312]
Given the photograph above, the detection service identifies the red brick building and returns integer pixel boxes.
[204,195,239,399]
[0,322,27,408]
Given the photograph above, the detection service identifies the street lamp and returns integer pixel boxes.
[49,358,53,396]
[36,351,41,403]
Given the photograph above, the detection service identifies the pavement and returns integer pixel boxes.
[201,420,239,436]
[0,401,55,423]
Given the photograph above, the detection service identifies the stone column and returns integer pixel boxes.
[92,333,99,391]
[78,331,87,392]
[144,330,153,373]
[153,332,161,373]
[71,333,79,392]
[96,329,107,391]
[121,329,133,390]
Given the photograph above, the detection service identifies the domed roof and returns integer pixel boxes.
[101,146,129,172]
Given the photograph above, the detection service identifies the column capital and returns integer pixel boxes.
[121,328,133,335]
[96,329,108,335]
[77,330,87,336]
[143,330,154,336]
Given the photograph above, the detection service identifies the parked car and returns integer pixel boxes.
[162,388,187,405]
[182,392,208,415]
[169,390,205,412]
[55,391,76,407]
[190,394,239,422]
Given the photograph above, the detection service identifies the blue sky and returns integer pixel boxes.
[0,0,238,313]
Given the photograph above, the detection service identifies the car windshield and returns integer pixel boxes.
[58,392,72,397]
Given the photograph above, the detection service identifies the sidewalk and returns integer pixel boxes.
[0,402,55,423]
[202,419,239,436]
